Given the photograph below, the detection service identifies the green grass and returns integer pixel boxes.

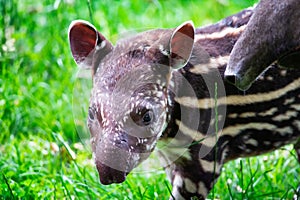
[0,0,299,199]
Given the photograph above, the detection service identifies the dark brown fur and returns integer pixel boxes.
[69,7,300,200]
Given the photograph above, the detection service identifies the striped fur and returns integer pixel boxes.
[68,7,300,200]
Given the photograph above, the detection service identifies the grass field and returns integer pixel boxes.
[1,0,299,199]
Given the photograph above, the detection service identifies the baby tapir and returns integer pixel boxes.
[225,0,300,90]
[68,8,300,200]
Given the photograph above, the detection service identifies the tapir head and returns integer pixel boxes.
[68,20,195,184]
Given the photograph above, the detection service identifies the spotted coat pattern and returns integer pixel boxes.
[69,7,300,200]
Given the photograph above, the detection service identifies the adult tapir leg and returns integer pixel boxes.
[225,0,300,91]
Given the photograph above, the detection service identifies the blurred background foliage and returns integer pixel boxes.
[1,0,299,199]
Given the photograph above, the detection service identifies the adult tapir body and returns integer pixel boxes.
[225,0,300,90]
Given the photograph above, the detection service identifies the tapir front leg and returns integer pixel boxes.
[158,144,223,200]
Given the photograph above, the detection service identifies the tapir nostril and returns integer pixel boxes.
[225,75,236,85]
[114,133,129,149]
[121,138,126,142]
[120,134,128,143]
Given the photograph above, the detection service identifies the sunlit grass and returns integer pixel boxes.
[1,0,299,199]
[211,146,300,199]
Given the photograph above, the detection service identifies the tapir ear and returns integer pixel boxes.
[169,21,195,70]
[68,20,113,74]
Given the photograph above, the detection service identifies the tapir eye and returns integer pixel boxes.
[130,108,155,126]
[142,110,154,126]
[88,107,95,121]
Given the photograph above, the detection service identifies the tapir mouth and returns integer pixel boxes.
[96,161,129,185]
